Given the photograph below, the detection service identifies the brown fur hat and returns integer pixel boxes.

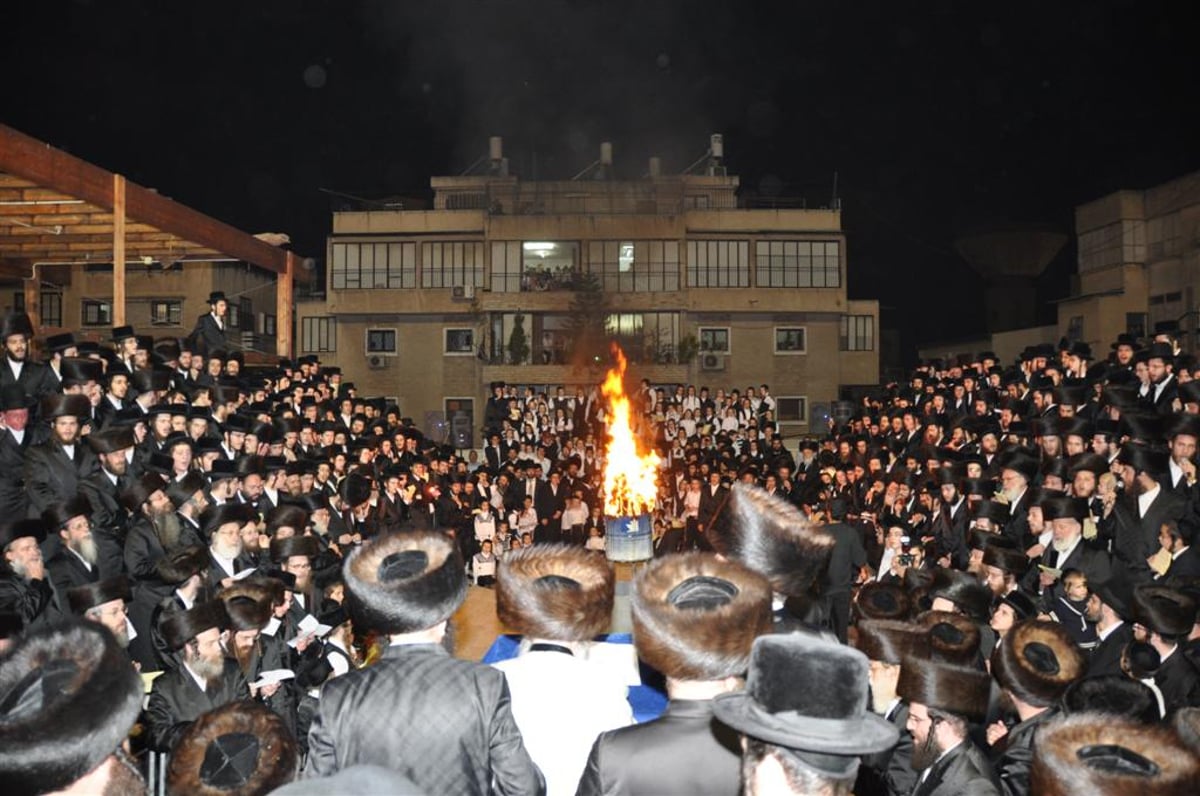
[264,504,309,538]
[219,593,272,632]
[495,544,614,641]
[855,582,911,621]
[161,600,228,651]
[166,700,299,796]
[632,552,772,680]
[156,545,210,585]
[982,541,1030,577]
[1031,713,1200,796]
[0,620,143,795]
[991,618,1085,707]
[854,619,925,665]
[915,609,981,665]
[712,482,835,596]
[269,534,319,564]
[928,567,993,623]
[897,658,992,722]
[343,530,466,634]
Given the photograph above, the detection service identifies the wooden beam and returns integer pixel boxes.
[113,175,125,326]
[23,277,39,328]
[0,125,292,274]
[277,251,295,357]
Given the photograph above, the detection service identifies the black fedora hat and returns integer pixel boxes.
[0,384,35,411]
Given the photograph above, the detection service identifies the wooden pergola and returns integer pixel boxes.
[0,124,304,356]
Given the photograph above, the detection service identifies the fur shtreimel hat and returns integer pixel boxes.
[711,482,835,597]
[343,530,466,634]
[86,425,136,455]
[713,633,899,777]
[1061,676,1160,725]
[119,472,167,513]
[157,545,210,586]
[264,504,309,537]
[162,600,228,651]
[897,657,992,722]
[928,568,993,624]
[66,576,132,616]
[167,701,299,796]
[631,552,771,681]
[0,621,142,795]
[982,540,1030,577]
[991,618,1085,707]
[495,544,614,642]
[219,593,272,633]
[855,582,911,621]
[1031,713,1200,796]
[339,472,373,509]
[40,393,90,420]
[1132,584,1197,638]
[200,503,254,539]
[853,619,926,665]
[269,535,319,564]
[915,609,981,665]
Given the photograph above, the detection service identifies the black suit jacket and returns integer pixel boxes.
[913,739,1000,796]
[0,358,55,404]
[23,439,99,518]
[145,659,250,751]
[992,708,1056,796]
[0,428,32,520]
[1087,623,1134,679]
[1165,546,1200,579]
[858,701,917,796]
[46,549,99,605]
[1155,647,1200,715]
[191,312,227,358]
[1110,487,1189,584]
[577,698,740,796]
[305,643,541,796]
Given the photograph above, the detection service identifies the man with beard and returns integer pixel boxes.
[1085,578,1136,679]
[1144,341,1179,415]
[897,658,998,796]
[219,588,298,738]
[0,518,62,628]
[201,503,258,587]
[1131,584,1200,714]
[980,537,1028,601]
[68,575,134,650]
[1023,496,1111,602]
[994,450,1038,549]
[150,545,211,670]
[80,425,137,551]
[24,393,99,519]
[0,385,36,521]
[147,599,251,752]
[166,470,211,542]
[0,311,55,404]
[44,496,103,599]
[1107,443,1186,585]
[272,534,321,630]
[0,620,146,796]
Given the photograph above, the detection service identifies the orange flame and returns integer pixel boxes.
[602,347,660,517]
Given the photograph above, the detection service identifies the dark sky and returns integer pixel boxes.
[4,1,1197,357]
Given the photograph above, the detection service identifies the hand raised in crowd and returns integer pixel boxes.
[986,721,1008,747]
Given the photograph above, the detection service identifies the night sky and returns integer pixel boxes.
[5,1,1197,360]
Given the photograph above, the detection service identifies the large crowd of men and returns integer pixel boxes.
[3,295,1200,795]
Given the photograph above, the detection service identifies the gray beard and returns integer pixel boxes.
[9,559,30,580]
[189,653,225,684]
[73,536,100,567]
[1052,535,1079,554]
[151,512,182,550]
[213,538,243,560]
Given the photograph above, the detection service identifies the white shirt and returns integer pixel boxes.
[1097,619,1124,642]
[210,548,238,578]
[877,548,896,581]
[175,589,195,611]
[8,428,24,445]
[60,443,75,459]
[7,359,23,380]
[1138,484,1162,519]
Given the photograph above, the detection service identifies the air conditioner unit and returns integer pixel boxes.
[366,354,390,370]
[451,285,476,301]
[700,353,726,371]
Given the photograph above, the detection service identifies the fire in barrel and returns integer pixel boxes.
[601,347,660,561]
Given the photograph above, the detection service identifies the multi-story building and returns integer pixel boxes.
[298,136,879,447]
[1059,170,1200,349]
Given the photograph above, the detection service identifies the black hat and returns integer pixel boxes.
[1067,452,1109,478]
[1040,495,1089,522]
[219,593,271,632]
[0,311,34,341]
[201,504,254,538]
[292,493,330,514]
[129,369,173,393]
[166,700,299,796]
[1092,578,1134,620]
[632,552,772,680]
[111,325,135,342]
[1132,584,1197,637]
[0,620,142,795]
[712,633,899,774]
[916,609,981,665]
[59,357,103,386]
[897,658,992,722]
[165,472,209,509]
[156,545,211,585]
[1061,676,1160,724]
[343,530,467,634]
[1116,443,1170,480]
[207,291,227,304]
[161,600,228,651]
[339,472,373,508]
[86,425,136,454]
[1032,713,1200,796]
[42,495,92,531]
[991,618,1085,707]
[1179,380,1200,406]
[982,541,1030,577]
[496,544,615,641]
[997,449,1039,484]
[1121,412,1165,444]
[39,393,90,420]
[269,534,318,564]
[1147,341,1175,361]
[119,472,167,512]
[855,582,911,621]
[1166,412,1200,441]
[928,567,993,623]
[999,590,1039,622]
[66,575,132,615]
[0,385,33,412]
[263,504,308,537]
[206,459,239,483]
[853,618,925,665]
[971,499,1010,528]
[710,482,835,596]
[0,518,50,548]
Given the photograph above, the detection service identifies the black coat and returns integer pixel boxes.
[0,570,60,629]
[1154,647,1200,715]
[857,701,917,796]
[912,739,1000,796]
[23,438,99,518]
[1109,486,1189,584]
[1165,546,1200,579]
[1087,622,1134,679]
[822,521,868,594]
[46,548,99,606]
[993,707,1056,796]
[0,428,32,519]
[0,358,55,404]
[305,643,542,796]
[145,659,250,751]
[577,699,741,796]
[191,312,227,359]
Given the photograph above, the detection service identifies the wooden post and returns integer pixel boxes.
[113,174,126,325]
[277,251,295,357]
[23,275,40,329]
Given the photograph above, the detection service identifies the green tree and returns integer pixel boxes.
[564,270,610,367]
[508,313,530,365]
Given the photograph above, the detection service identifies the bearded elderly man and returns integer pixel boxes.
[44,496,105,599]
[1020,496,1111,602]
[0,518,63,629]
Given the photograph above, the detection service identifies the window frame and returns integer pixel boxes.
[80,298,112,327]
[839,315,875,352]
[300,317,337,353]
[365,327,398,356]
[149,299,183,327]
[776,395,808,424]
[444,327,476,356]
[698,326,731,355]
[773,326,808,355]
